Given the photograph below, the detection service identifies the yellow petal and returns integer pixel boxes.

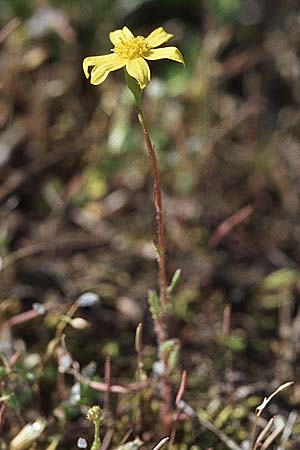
[109,26,134,45]
[90,67,110,85]
[83,53,125,84]
[122,26,134,39]
[109,30,123,46]
[91,58,125,85]
[146,27,173,48]
[126,58,151,89]
[145,47,185,65]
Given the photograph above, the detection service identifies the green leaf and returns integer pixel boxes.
[167,268,181,295]
[260,269,299,291]
[226,334,247,352]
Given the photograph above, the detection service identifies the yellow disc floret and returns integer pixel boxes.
[113,36,150,60]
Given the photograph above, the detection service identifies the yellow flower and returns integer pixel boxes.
[83,26,184,89]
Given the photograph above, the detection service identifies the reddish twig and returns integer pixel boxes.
[69,369,148,395]
[8,352,21,368]
[253,417,274,450]
[100,428,115,450]
[5,309,41,327]
[104,357,111,417]
[222,304,231,338]
[0,18,20,44]
[261,422,284,450]
[208,204,254,248]
[0,404,7,433]
[175,370,187,408]
[169,370,187,447]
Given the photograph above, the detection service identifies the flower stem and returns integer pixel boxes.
[137,108,172,428]
[86,406,103,450]
[91,420,100,450]
[138,111,168,315]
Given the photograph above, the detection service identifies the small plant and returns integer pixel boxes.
[86,405,104,450]
[83,25,185,434]
[85,406,169,450]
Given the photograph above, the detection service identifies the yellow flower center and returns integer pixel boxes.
[113,36,150,60]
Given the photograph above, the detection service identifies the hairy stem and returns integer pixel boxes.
[137,109,172,425]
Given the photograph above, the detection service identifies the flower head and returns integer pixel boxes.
[83,26,184,89]
[86,405,104,424]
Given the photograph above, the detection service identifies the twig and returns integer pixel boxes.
[8,352,21,368]
[69,368,148,395]
[152,437,169,450]
[104,357,111,417]
[0,18,20,43]
[0,404,7,433]
[100,428,114,450]
[175,370,187,408]
[208,204,254,248]
[250,382,293,450]
[277,411,297,450]
[253,417,274,450]
[1,237,108,270]
[255,382,294,417]
[261,422,284,450]
[169,370,187,447]
[233,382,269,400]
[5,308,42,327]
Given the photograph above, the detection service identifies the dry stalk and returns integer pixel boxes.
[253,417,274,450]
[152,437,169,450]
[277,410,297,450]
[261,422,284,450]
[250,382,293,450]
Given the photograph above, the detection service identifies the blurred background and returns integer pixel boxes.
[1,0,300,448]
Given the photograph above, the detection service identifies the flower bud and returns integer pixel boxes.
[86,405,104,424]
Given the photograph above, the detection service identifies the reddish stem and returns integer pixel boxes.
[138,110,171,426]
[104,356,111,417]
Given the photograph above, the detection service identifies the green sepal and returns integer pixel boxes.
[125,70,143,112]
